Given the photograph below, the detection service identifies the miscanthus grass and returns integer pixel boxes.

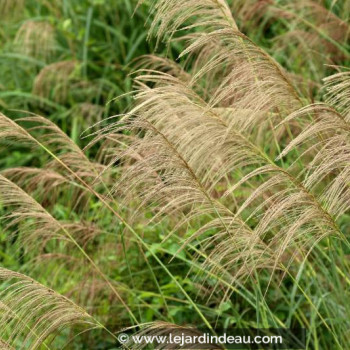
[0,0,349,348]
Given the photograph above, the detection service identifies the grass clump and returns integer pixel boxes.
[0,0,349,349]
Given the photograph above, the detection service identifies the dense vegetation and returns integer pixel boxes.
[0,0,349,348]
